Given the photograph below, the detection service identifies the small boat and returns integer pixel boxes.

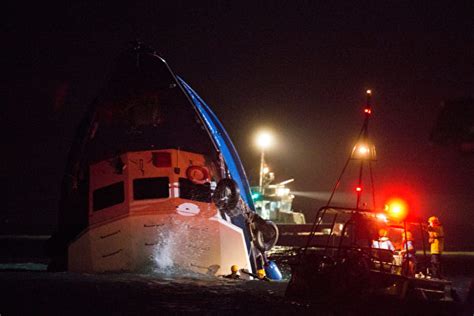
[286,206,458,304]
[47,42,279,276]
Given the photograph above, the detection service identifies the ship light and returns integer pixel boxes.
[276,187,290,197]
[252,192,262,201]
[385,198,408,221]
[256,131,274,150]
[351,141,377,160]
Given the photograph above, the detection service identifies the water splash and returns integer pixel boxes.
[152,229,174,270]
[149,217,208,277]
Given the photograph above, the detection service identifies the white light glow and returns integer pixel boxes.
[358,145,369,155]
[276,187,290,196]
[256,131,274,150]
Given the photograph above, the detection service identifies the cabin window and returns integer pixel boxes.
[93,181,125,211]
[179,178,212,203]
[133,177,169,200]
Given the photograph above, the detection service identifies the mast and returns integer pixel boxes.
[356,89,373,209]
[325,89,376,209]
[303,90,377,253]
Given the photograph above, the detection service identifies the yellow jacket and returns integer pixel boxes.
[428,225,444,254]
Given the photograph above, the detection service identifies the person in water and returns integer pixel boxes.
[256,269,271,282]
[223,265,241,279]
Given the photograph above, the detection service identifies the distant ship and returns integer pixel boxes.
[47,42,278,276]
[251,178,306,224]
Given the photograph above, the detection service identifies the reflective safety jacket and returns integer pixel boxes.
[428,225,444,254]
[372,238,395,251]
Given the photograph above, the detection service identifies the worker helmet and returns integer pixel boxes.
[378,228,388,237]
[231,265,239,273]
[428,216,440,225]
[402,231,413,241]
[256,269,266,279]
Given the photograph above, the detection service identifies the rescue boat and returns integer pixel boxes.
[47,42,278,275]
[285,91,460,311]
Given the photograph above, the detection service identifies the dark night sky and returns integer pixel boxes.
[2,2,473,242]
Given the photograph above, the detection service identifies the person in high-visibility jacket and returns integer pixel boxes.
[427,216,444,278]
[372,228,395,251]
[400,231,416,277]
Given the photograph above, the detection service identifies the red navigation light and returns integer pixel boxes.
[385,198,408,220]
[364,89,372,115]
[355,186,363,192]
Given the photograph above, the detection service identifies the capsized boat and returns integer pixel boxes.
[47,42,279,275]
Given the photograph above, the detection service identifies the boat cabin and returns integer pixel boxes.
[89,149,218,226]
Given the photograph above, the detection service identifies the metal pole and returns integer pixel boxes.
[403,221,409,276]
[259,150,265,194]
[356,160,364,209]
[369,161,376,209]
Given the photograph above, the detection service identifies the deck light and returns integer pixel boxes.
[351,142,377,160]
[256,131,274,150]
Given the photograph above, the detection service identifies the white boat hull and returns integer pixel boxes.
[69,212,251,275]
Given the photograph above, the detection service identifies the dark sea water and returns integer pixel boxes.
[0,237,473,315]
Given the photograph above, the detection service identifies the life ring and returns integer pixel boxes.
[250,214,279,252]
[186,166,210,185]
[212,178,241,216]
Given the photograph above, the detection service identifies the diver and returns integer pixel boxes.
[400,231,416,277]
[427,216,444,278]
[223,265,241,279]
